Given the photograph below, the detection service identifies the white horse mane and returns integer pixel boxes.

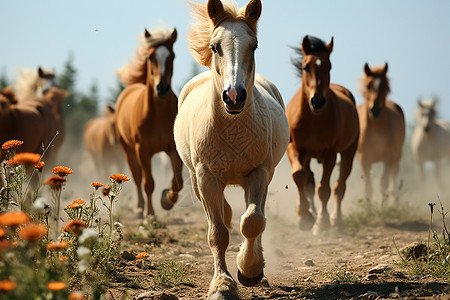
[11,67,55,101]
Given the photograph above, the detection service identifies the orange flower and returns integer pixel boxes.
[0,211,31,227]
[59,255,69,262]
[62,220,88,235]
[52,166,73,177]
[19,223,47,240]
[34,160,45,171]
[66,199,86,209]
[1,140,23,150]
[109,173,130,183]
[136,259,142,263]
[69,292,84,300]
[8,152,41,166]
[0,227,5,238]
[46,281,66,291]
[0,279,16,291]
[46,240,69,251]
[44,176,66,190]
[136,252,149,258]
[91,182,104,189]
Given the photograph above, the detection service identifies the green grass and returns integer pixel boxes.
[153,261,191,287]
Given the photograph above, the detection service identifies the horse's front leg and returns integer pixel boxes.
[136,145,155,216]
[287,143,315,230]
[196,164,237,300]
[161,147,184,210]
[313,153,336,235]
[237,166,268,287]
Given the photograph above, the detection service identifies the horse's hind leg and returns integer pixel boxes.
[196,164,237,299]
[161,147,183,210]
[287,143,315,230]
[237,166,268,287]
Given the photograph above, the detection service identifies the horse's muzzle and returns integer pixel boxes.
[310,95,326,111]
[222,88,247,114]
[157,83,171,98]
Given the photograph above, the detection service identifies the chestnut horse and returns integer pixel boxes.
[115,27,183,217]
[411,98,450,183]
[174,0,289,298]
[11,66,57,101]
[0,87,68,164]
[84,104,124,179]
[286,36,359,234]
[357,63,405,202]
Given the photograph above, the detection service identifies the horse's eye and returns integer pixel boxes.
[211,44,217,54]
[251,43,258,53]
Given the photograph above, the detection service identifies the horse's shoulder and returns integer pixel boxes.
[254,74,285,109]
[179,71,211,109]
[330,83,356,106]
[386,100,405,121]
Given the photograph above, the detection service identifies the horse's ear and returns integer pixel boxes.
[382,62,388,75]
[170,28,178,44]
[301,36,312,55]
[106,103,116,114]
[245,0,262,24]
[326,37,334,54]
[207,0,225,26]
[145,28,151,39]
[417,99,424,108]
[38,66,45,78]
[364,63,372,76]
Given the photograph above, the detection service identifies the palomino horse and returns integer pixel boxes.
[115,27,183,217]
[286,36,359,234]
[11,66,57,101]
[84,104,125,179]
[357,63,405,202]
[174,0,289,298]
[411,99,450,182]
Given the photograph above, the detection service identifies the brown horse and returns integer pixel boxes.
[115,27,183,217]
[286,36,359,234]
[357,63,405,202]
[84,104,124,179]
[0,87,67,163]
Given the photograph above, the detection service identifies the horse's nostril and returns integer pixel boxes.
[238,89,247,103]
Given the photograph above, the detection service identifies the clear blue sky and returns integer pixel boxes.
[1,0,450,125]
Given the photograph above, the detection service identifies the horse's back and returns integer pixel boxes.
[254,74,285,109]
[330,83,356,106]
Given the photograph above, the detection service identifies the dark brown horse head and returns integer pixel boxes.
[144,28,177,98]
[296,35,333,112]
[360,63,390,118]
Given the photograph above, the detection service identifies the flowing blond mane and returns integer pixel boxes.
[11,67,54,100]
[188,1,258,68]
[116,27,175,86]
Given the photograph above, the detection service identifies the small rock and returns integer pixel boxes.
[179,253,195,259]
[400,242,427,260]
[357,291,379,299]
[135,291,178,300]
[304,259,315,266]
[368,264,389,274]
[304,277,313,282]
[364,274,378,281]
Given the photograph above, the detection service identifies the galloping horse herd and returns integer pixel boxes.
[1,0,450,298]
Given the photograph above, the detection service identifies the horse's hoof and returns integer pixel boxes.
[330,214,344,229]
[237,270,264,287]
[160,188,175,210]
[208,291,239,300]
[298,213,315,231]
